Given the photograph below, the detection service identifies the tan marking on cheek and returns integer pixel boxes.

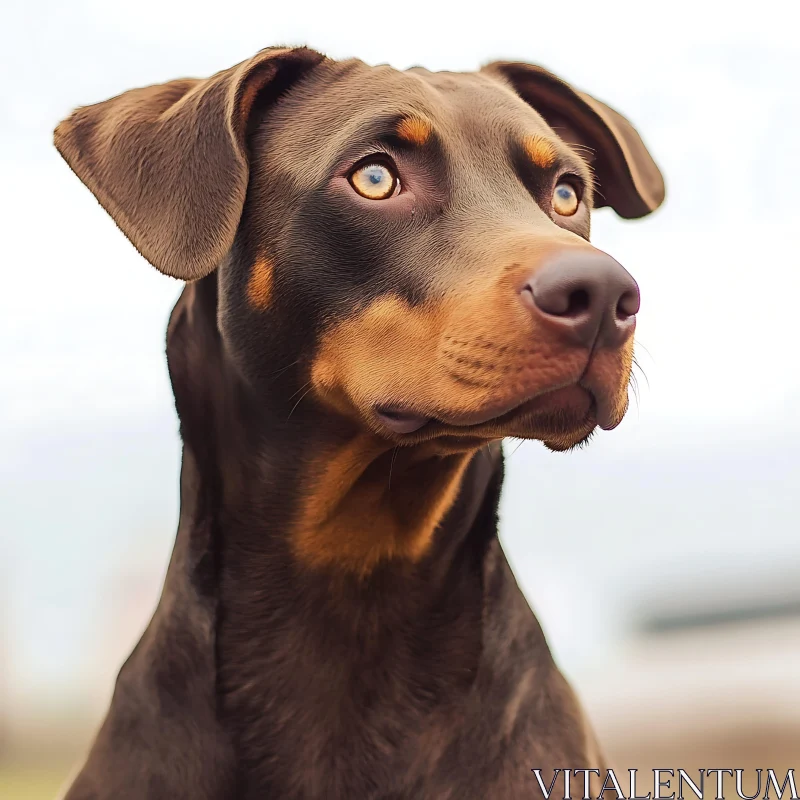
[310,295,447,414]
[396,116,433,146]
[309,282,588,433]
[311,242,635,432]
[311,293,515,420]
[246,256,274,309]
[523,134,558,169]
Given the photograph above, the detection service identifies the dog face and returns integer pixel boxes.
[55,47,664,453]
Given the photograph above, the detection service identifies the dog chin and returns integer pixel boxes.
[508,408,598,451]
[541,427,597,452]
[406,415,598,456]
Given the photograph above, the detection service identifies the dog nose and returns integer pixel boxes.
[521,250,640,348]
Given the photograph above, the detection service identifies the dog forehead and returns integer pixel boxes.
[302,58,540,118]
[257,58,554,176]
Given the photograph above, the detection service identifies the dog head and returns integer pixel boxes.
[55,46,664,453]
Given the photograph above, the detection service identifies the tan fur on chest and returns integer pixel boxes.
[292,434,472,574]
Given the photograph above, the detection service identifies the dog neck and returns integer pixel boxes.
[142,275,564,794]
[167,275,504,581]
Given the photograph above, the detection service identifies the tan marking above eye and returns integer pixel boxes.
[349,162,399,200]
[247,256,274,309]
[396,116,432,146]
[523,134,557,169]
[552,182,580,216]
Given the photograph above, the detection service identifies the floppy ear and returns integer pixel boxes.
[483,61,665,219]
[54,46,326,280]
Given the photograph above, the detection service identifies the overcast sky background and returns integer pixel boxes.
[2,0,799,724]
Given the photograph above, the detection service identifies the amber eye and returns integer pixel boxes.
[349,162,400,200]
[552,182,580,216]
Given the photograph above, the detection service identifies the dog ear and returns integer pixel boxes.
[483,61,665,219]
[54,46,326,280]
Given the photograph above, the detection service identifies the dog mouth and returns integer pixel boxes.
[374,382,606,441]
[374,409,433,434]
[371,339,633,442]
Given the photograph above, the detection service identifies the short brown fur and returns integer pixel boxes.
[53,46,665,800]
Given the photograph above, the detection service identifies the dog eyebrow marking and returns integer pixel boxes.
[396,115,433,146]
[523,134,558,169]
[247,256,274,309]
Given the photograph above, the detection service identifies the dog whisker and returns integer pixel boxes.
[268,359,301,379]
[287,380,312,401]
[631,353,650,390]
[287,384,313,420]
[508,438,526,458]
[591,185,607,203]
[388,446,399,492]
[628,371,641,413]
[634,340,656,364]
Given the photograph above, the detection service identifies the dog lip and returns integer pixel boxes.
[433,380,581,428]
[373,394,539,435]
[374,382,594,436]
[577,374,622,431]
[374,408,431,434]
[590,390,622,431]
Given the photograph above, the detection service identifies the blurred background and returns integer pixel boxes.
[2,0,798,796]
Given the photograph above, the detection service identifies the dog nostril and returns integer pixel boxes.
[527,282,592,319]
[565,288,591,317]
[616,289,640,320]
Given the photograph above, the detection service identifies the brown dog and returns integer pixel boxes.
[54,46,664,799]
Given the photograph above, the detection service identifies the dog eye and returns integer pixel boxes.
[552,182,580,216]
[349,162,400,200]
